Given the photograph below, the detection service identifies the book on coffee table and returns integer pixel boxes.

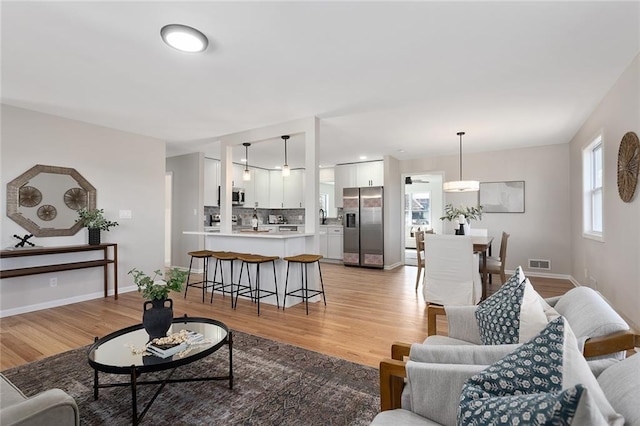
[147,341,188,358]
[146,330,205,358]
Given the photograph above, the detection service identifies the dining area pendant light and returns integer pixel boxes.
[443,131,480,192]
[242,142,251,181]
[281,135,290,177]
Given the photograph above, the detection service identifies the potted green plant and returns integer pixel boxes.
[440,204,483,235]
[128,268,188,338]
[76,208,119,245]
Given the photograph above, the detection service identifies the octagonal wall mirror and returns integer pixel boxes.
[6,164,96,236]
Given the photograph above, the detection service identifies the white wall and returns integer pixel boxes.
[166,153,204,269]
[0,105,166,316]
[383,155,402,268]
[569,53,640,329]
[400,143,571,277]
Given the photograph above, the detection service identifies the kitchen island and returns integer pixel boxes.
[183,231,320,308]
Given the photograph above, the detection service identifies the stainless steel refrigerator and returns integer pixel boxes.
[343,186,384,268]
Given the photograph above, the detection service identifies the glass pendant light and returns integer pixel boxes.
[281,135,290,177]
[443,131,479,192]
[242,142,251,181]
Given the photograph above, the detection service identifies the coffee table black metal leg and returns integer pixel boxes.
[131,367,138,426]
[93,337,99,400]
[228,331,234,389]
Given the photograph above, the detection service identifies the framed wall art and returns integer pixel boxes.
[479,181,525,213]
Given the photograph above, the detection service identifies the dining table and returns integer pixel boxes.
[471,235,494,300]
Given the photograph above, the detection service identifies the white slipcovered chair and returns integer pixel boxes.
[0,373,79,426]
[422,234,481,306]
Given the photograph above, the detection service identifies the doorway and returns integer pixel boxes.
[402,173,444,266]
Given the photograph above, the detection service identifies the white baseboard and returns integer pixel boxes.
[0,285,138,318]
[385,261,404,270]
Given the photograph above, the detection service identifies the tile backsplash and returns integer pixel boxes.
[204,206,305,226]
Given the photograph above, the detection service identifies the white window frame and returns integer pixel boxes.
[582,133,604,241]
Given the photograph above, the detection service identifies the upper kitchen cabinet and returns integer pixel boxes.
[252,168,270,208]
[355,161,384,187]
[232,163,245,188]
[283,169,304,208]
[204,158,220,207]
[268,169,304,208]
[268,170,284,208]
[334,161,383,207]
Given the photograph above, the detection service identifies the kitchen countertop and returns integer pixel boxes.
[184,231,314,239]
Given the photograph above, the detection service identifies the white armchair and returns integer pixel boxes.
[0,373,79,426]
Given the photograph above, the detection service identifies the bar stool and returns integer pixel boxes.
[235,253,280,315]
[283,254,327,315]
[210,251,244,307]
[184,250,215,303]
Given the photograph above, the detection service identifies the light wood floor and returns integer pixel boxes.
[0,264,574,370]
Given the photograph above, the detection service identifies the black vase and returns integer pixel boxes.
[142,298,173,339]
[455,223,465,235]
[88,228,101,245]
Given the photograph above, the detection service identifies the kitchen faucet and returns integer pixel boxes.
[319,208,326,225]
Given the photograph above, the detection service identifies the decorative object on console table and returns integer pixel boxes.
[440,204,483,235]
[128,268,188,338]
[76,208,119,245]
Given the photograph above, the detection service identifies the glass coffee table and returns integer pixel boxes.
[87,315,232,425]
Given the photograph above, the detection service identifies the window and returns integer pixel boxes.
[405,192,431,228]
[583,134,603,240]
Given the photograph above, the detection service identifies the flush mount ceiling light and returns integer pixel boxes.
[443,131,479,192]
[281,135,290,177]
[242,143,251,181]
[160,24,208,53]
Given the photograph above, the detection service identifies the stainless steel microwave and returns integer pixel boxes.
[217,186,245,206]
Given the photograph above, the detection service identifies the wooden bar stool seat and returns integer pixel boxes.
[184,250,215,303]
[210,251,238,306]
[235,253,280,315]
[283,254,327,315]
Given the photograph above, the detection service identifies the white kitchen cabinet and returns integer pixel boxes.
[334,161,384,207]
[268,169,304,208]
[319,226,328,258]
[232,163,245,188]
[204,158,220,206]
[283,169,304,208]
[334,165,355,208]
[356,161,384,187]
[252,168,270,208]
[327,226,343,260]
[268,170,284,208]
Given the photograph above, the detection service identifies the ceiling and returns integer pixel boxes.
[2,2,639,170]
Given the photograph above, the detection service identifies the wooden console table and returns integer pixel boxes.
[0,243,118,299]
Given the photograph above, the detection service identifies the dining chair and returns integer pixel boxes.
[414,229,434,290]
[423,234,481,305]
[485,231,510,285]
[414,231,425,290]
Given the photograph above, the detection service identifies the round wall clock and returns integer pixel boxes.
[617,131,639,203]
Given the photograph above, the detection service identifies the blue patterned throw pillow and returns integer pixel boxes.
[475,267,548,344]
[458,317,624,425]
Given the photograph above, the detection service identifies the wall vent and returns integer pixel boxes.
[528,259,551,270]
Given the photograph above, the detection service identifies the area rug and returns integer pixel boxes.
[2,330,379,425]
